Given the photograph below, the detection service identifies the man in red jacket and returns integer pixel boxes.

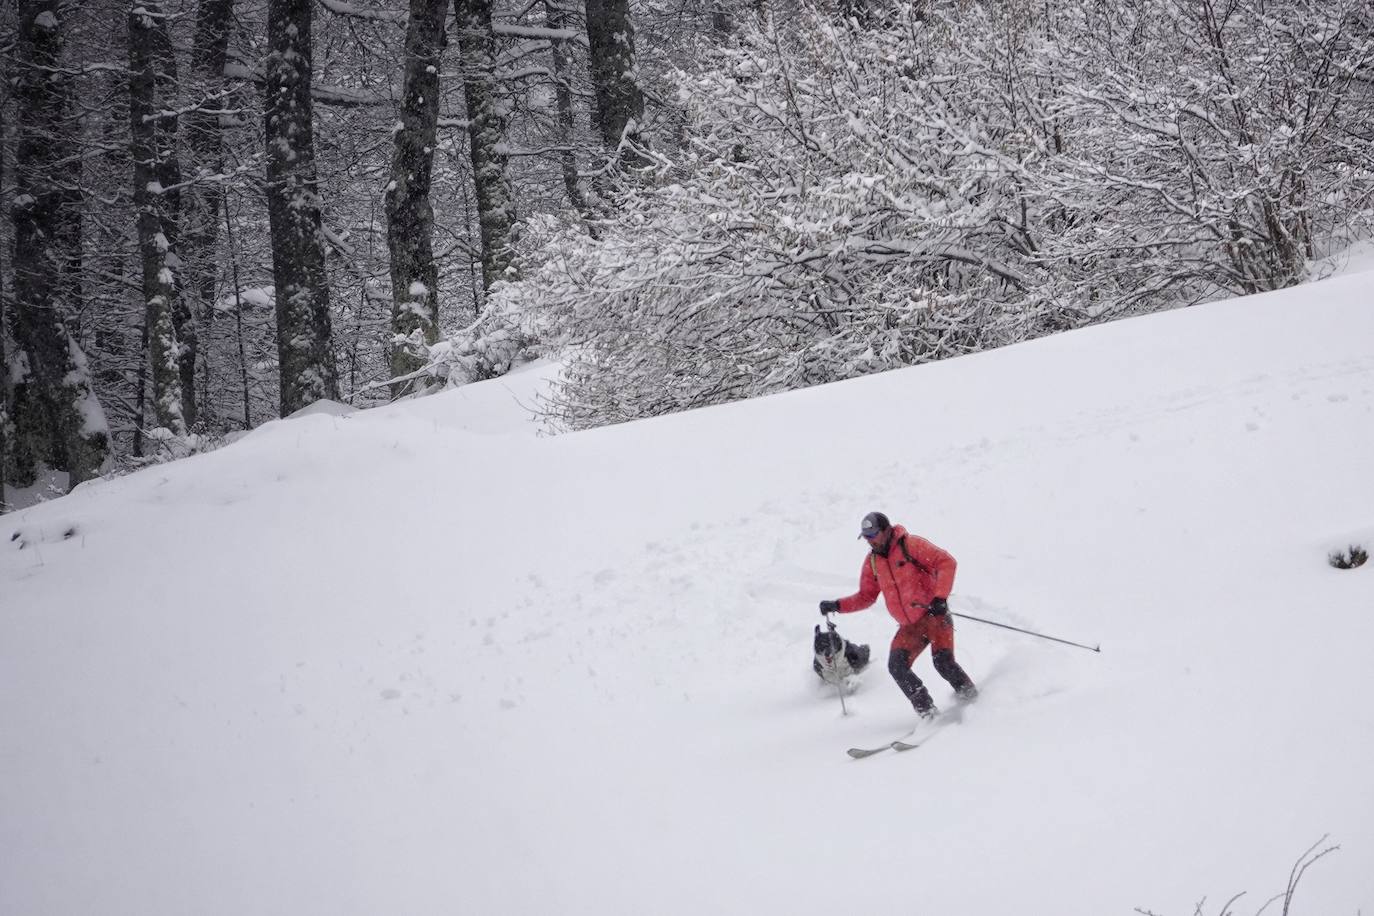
[820,511,977,718]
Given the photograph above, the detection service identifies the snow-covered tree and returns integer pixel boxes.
[0,213,9,511]
[463,5,1058,428]
[434,0,1373,431]
[386,0,451,392]
[3,0,1371,485]
[1040,0,1374,307]
[129,2,189,437]
[177,0,236,428]
[585,0,646,172]
[544,0,595,224]
[263,0,339,415]
[7,0,110,487]
[1,16,12,509]
[456,0,519,293]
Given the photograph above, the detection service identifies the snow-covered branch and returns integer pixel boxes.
[316,0,407,24]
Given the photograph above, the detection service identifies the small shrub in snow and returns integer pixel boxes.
[1328,545,1368,570]
[1135,836,1339,916]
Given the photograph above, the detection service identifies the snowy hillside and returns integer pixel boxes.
[3,272,1373,916]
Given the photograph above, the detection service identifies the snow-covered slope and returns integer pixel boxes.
[3,274,1372,916]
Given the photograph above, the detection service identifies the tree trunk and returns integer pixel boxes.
[544,0,595,226]
[0,315,7,508]
[9,0,109,487]
[129,2,188,436]
[0,296,7,509]
[264,0,338,416]
[455,0,518,291]
[179,0,235,427]
[1,61,10,509]
[222,196,251,430]
[385,0,450,393]
[585,0,646,169]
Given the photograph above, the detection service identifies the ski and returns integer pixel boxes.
[845,723,930,758]
[845,699,970,759]
[845,734,913,759]
[891,718,952,752]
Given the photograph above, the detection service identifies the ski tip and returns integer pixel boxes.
[846,746,887,759]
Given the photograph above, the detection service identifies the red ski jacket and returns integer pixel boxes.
[836,526,957,627]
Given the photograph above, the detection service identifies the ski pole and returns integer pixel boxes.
[917,602,1100,652]
[950,611,1100,653]
[823,613,850,715]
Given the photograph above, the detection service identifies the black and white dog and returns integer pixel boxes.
[813,623,871,686]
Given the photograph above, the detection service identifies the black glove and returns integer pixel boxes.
[819,600,840,616]
[927,597,949,616]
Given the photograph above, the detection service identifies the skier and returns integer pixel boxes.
[819,511,977,718]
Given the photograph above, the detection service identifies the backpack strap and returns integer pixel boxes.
[898,534,932,576]
[871,536,933,576]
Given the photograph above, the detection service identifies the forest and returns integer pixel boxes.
[1,0,1370,508]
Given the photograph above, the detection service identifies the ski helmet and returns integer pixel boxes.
[859,511,891,539]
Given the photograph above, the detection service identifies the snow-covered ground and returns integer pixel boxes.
[3,271,1372,916]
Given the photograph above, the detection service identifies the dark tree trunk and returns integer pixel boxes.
[544,0,595,226]
[1,65,10,509]
[129,2,188,436]
[179,0,235,427]
[585,0,646,169]
[0,291,7,509]
[264,0,338,416]
[386,0,450,393]
[0,315,7,508]
[8,0,108,487]
[455,0,518,291]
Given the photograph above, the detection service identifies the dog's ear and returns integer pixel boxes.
[814,624,821,635]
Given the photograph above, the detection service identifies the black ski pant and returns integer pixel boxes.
[888,647,974,712]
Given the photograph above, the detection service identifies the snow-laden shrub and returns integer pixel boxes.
[421,266,547,391]
[425,0,1373,432]
[1041,0,1374,308]
[121,429,222,468]
[468,5,1077,429]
